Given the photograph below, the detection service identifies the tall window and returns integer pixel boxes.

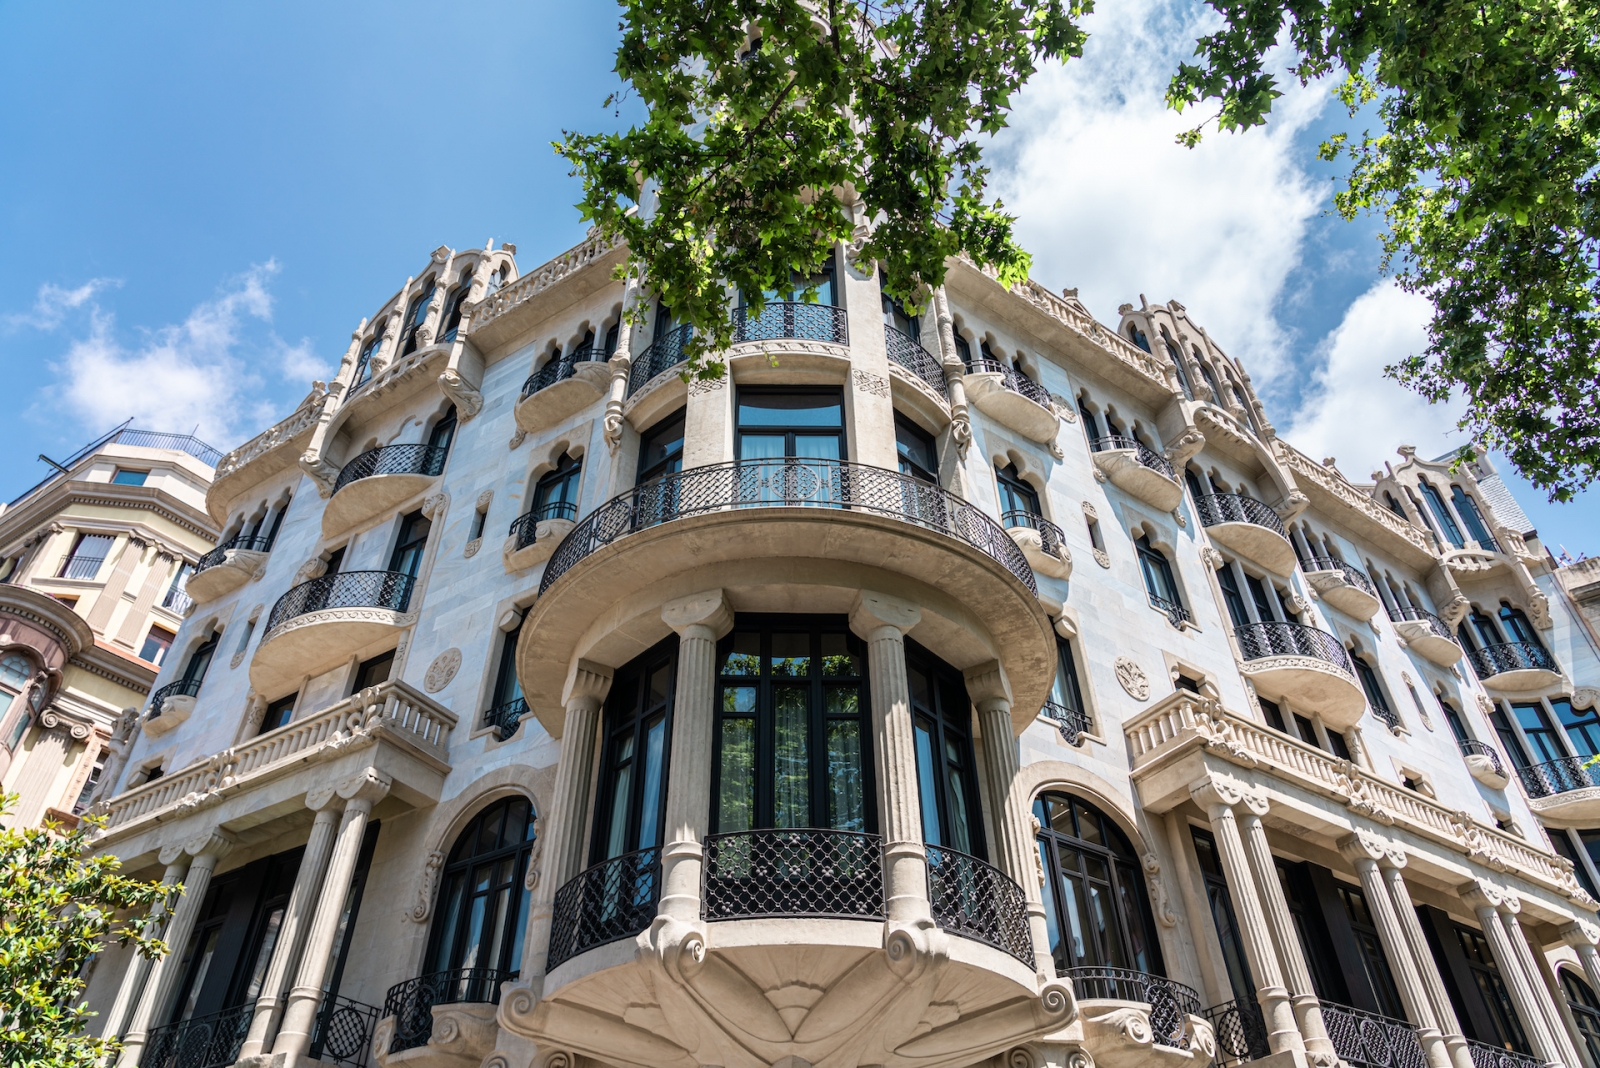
[163,562,193,611]
[1452,485,1497,549]
[1555,698,1600,757]
[428,405,458,456]
[712,618,873,833]
[1051,637,1086,719]
[1217,562,1250,628]
[1436,694,1472,745]
[1511,701,1565,764]
[592,640,675,864]
[1335,882,1405,1018]
[180,631,218,692]
[1562,969,1600,1068]
[1352,656,1394,722]
[995,463,1041,525]
[1487,703,1532,770]
[736,390,844,461]
[389,510,432,578]
[440,272,474,342]
[260,693,296,735]
[1136,535,1182,617]
[489,615,524,720]
[427,797,539,986]
[637,408,685,485]
[399,282,435,358]
[894,414,938,483]
[1419,480,1465,547]
[354,327,383,385]
[531,454,582,521]
[954,333,973,369]
[1126,323,1151,352]
[1456,926,1530,1054]
[1160,328,1193,399]
[1497,603,1542,648]
[59,533,114,580]
[907,640,984,858]
[1034,792,1164,974]
[1190,829,1257,1005]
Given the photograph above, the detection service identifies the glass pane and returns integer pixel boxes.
[719,717,755,832]
[1038,842,1064,963]
[433,875,464,970]
[648,665,672,708]
[915,721,942,845]
[820,633,861,676]
[606,735,634,860]
[738,393,844,427]
[826,717,864,831]
[638,717,667,848]
[243,907,286,1001]
[481,888,509,972]
[771,633,810,676]
[1074,801,1105,846]
[722,633,761,676]
[944,736,973,854]
[793,434,841,461]
[1061,872,1091,966]
[1117,869,1153,971]
[461,894,488,975]
[509,883,530,977]
[175,927,222,1022]
[739,433,786,460]
[1083,854,1109,883]
[723,684,757,714]
[1088,880,1126,968]
[773,686,810,828]
[908,665,932,712]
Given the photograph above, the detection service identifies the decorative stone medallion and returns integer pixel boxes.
[424,648,462,693]
[1115,656,1150,700]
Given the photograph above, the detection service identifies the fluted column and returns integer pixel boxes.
[100,851,187,1041]
[116,830,235,1067]
[1190,777,1303,1056]
[658,591,734,922]
[849,590,928,925]
[1380,862,1474,1068]
[1505,903,1584,1068]
[1340,833,1451,1068]
[518,659,612,994]
[1463,881,1565,1068]
[1239,806,1336,1065]
[270,769,391,1068]
[237,798,343,1058]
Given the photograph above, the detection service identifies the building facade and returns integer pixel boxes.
[82,230,1600,1068]
[0,424,220,830]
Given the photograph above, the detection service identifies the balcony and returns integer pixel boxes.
[1390,605,1464,666]
[514,345,613,435]
[144,677,202,737]
[1195,493,1295,575]
[1234,621,1366,727]
[1520,755,1600,823]
[1317,1000,1424,1068]
[1089,435,1182,511]
[884,325,948,401]
[251,571,416,694]
[925,844,1034,963]
[547,846,661,970]
[1003,510,1072,579]
[1460,739,1511,789]
[1302,556,1381,621]
[185,534,272,604]
[1205,997,1269,1068]
[324,444,447,538]
[1065,966,1206,1067]
[627,323,692,398]
[376,968,506,1068]
[484,696,528,741]
[502,501,578,572]
[733,301,849,347]
[1042,699,1091,745]
[1466,1039,1543,1068]
[964,358,1059,444]
[704,828,883,920]
[1468,641,1562,691]
[140,1002,252,1068]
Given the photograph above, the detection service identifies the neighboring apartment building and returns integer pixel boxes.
[81,230,1600,1068]
[0,423,220,830]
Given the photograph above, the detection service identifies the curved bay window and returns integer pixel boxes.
[712,617,873,833]
[591,640,676,865]
[426,796,539,991]
[907,639,984,858]
[1035,791,1164,976]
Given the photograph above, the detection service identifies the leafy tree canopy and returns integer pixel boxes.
[0,798,173,1068]
[560,0,1600,499]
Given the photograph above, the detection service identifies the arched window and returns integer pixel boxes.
[0,653,32,690]
[1033,791,1164,975]
[1160,328,1192,399]
[1451,485,1498,550]
[427,405,458,457]
[354,327,384,386]
[1561,968,1600,1065]
[1126,323,1151,352]
[1497,603,1542,648]
[1136,535,1184,622]
[995,463,1042,527]
[531,454,582,522]
[400,282,436,358]
[181,631,219,691]
[1194,348,1221,400]
[440,274,474,343]
[1418,479,1465,547]
[953,333,972,369]
[1383,492,1407,519]
[425,796,539,987]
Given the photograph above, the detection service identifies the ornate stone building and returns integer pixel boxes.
[82,231,1600,1068]
[0,424,220,830]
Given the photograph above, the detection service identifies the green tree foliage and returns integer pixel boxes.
[0,797,174,1068]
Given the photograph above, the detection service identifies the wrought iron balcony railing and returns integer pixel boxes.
[521,344,610,399]
[702,828,884,921]
[1386,603,1455,640]
[547,846,661,971]
[1303,555,1376,596]
[926,844,1032,964]
[1194,492,1287,538]
[1205,996,1270,1066]
[507,500,579,551]
[884,325,947,398]
[1001,510,1068,560]
[266,570,416,632]
[310,993,379,1068]
[968,357,1054,408]
[1317,1000,1426,1068]
[732,301,848,346]
[1459,739,1507,777]
[162,585,193,614]
[1517,754,1600,798]
[382,968,508,1053]
[1465,1039,1543,1068]
[1042,700,1090,745]
[1063,966,1200,1049]
[139,1002,253,1068]
[59,554,105,581]
[1089,434,1176,480]
[1467,641,1559,680]
[484,697,529,741]
[148,677,203,716]
[1149,593,1193,628]
[538,459,1036,596]
[627,323,693,397]
[1234,621,1354,675]
[195,534,273,575]
[332,444,448,495]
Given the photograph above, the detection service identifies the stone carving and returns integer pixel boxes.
[1081,501,1097,519]
[424,648,462,693]
[298,449,341,499]
[1172,508,1186,529]
[1141,853,1178,928]
[463,538,482,559]
[852,369,890,398]
[213,390,323,480]
[1574,688,1600,711]
[1114,657,1150,700]
[687,375,726,396]
[437,368,484,421]
[1092,548,1110,569]
[407,850,445,922]
[476,488,494,510]
[467,229,624,333]
[1162,427,1205,469]
[509,428,527,450]
[293,557,328,585]
[423,492,450,520]
[1275,441,1430,552]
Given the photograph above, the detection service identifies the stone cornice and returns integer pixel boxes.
[0,583,94,656]
[0,480,217,551]
[69,641,157,689]
[465,229,626,337]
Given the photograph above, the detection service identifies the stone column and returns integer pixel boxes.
[848,590,929,926]
[116,830,234,1067]
[1463,881,1566,1068]
[518,660,612,994]
[966,659,1051,976]
[1239,805,1336,1065]
[1562,921,1600,1010]
[1190,777,1304,1056]
[10,709,90,827]
[237,798,343,1059]
[1340,832,1451,1068]
[658,591,733,922]
[1380,862,1474,1068]
[270,769,391,1068]
[371,279,411,377]
[100,851,187,1040]
[1533,928,1592,1068]
[1504,902,1584,1068]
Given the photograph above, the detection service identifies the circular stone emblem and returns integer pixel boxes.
[1114,656,1150,700]
[423,648,462,693]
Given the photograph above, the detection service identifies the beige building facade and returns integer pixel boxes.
[81,230,1600,1068]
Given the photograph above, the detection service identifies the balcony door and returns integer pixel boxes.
[906,639,985,860]
[591,639,676,866]
[425,796,537,990]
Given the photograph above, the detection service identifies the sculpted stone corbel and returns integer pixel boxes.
[1337,829,1393,866]
[1162,428,1205,470]
[437,368,484,422]
[407,850,445,922]
[1562,919,1600,948]
[337,767,393,807]
[299,448,341,499]
[1190,774,1266,814]
[1141,853,1178,928]
[422,492,450,521]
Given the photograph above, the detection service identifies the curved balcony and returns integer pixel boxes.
[884,325,947,400]
[732,301,849,347]
[1459,739,1511,789]
[324,444,447,537]
[1318,1000,1425,1068]
[1003,510,1072,579]
[926,844,1032,964]
[548,846,661,971]
[1302,556,1381,622]
[1389,605,1463,666]
[1196,493,1295,575]
[185,535,272,604]
[502,501,578,572]
[1090,435,1182,511]
[251,570,416,694]
[1042,699,1091,745]
[1066,966,1204,1065]
[144,677,202,738]
[1235,621,1366,727]
[379,968,507,1063]
[1519,755,1600,822]
[964,358,1059,444]
[514,345,613,435]
[627,323,693,398]
[141,1001,253,1068]
[1468,641,1562,691]
[703,828,883,920]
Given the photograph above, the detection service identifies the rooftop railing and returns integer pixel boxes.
[11,422,223,508]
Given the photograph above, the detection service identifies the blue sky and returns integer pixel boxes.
[1,1,1594,554]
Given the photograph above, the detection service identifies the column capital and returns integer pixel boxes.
[963,660,1012,712]
[661,589,734,641]
[849,590,921,640]
[183,828,236,862]
[157,842,188,866]
[562,658,614,708]
[1459,878,1513,912]
[1562,920,1600,948]
[306,784,344,812]
[336,768,392,807]
[1338,829,1405,869]
[1189,773,1267,816]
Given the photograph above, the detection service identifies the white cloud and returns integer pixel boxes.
[6,278,120,331]
[1281,280,1464,476]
